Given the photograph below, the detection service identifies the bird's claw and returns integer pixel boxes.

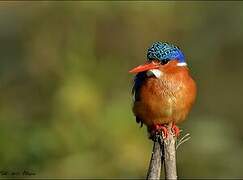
[156,124,169,139]
[150,123,180,140]
[150,124,168,140]
[172,124,180,137]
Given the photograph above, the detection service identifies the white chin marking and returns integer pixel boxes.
[146,69,162,78]
[177,62,187,66]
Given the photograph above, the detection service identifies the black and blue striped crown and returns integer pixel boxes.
[147,42,185,63]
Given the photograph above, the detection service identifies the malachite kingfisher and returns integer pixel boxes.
[129,42,197,139]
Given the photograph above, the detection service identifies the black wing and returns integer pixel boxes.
[132,72,147,101]
[132,72,147,127]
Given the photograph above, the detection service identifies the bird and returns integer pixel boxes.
[129,42,197,139]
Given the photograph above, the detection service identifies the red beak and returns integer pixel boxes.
[129,62,159,74]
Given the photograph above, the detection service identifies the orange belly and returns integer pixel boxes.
[133,67,196,128]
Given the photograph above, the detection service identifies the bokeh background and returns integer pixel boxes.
[1,1,243,178]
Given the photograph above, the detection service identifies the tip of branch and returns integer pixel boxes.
[176,133,191,149]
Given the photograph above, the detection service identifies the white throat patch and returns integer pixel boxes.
[146,69,162,78]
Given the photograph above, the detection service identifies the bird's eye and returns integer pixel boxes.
[161,59,169,65]
[151,59,160,64]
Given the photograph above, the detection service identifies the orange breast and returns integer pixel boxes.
[133,60,197,128]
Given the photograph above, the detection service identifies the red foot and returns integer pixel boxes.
[172,124,180,137]
[153,124,168,139]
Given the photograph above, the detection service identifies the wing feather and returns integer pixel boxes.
[132,72,147,126]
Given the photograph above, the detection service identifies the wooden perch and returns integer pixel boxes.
[146,136,164,180]
[146,123,178,180]
[164,123,177,180]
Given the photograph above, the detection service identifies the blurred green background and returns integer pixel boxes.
[0,1,243,178]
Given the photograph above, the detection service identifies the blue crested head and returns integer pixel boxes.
[147,42,185,63]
